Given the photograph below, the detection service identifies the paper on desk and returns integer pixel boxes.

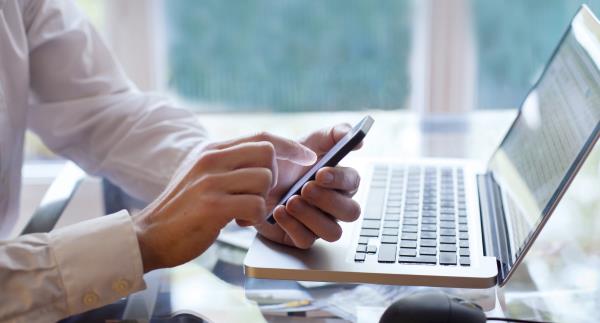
[323,284,426,322]
[169,263,266,323]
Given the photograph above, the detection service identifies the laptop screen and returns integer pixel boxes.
[487,6,600,263]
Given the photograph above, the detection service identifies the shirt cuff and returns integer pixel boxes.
[49,211,146,314]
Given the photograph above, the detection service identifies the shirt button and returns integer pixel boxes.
[112,278,131,294]
[82,292,99,306]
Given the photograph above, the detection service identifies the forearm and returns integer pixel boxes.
[24,0,210,203]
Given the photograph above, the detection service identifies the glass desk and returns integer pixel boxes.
[60,110,600,323]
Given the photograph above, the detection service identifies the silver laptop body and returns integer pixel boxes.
[244,5,600,288]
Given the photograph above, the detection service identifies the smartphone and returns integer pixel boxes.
[266,115,374,224]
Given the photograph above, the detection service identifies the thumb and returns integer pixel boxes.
[210,132,317,166]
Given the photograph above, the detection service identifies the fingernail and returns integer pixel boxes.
[303,147,318,165]
[320,172,334,184]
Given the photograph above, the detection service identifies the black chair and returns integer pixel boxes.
[20,162,146,235]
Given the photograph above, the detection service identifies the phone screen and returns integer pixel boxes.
[266,116,374,224]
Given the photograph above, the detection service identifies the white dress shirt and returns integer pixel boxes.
[0,0,208,321]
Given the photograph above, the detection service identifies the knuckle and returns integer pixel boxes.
[248,196,267,221]
[196,150,221,169]
[257,167,273,189]
[346,201,361,222]
[197,173,219,191]
[301,181,317,199]
[286,196,303,214]
[255,131,272,142]
[202,193,222,211]
[256,141,276,158]
[329,224,343,242]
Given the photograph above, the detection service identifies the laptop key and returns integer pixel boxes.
[420,239,437,247]
[459,232,469,240]
[357,245,367,253]
[460,257,471,266]
[398,256,437,264]
[355,252,366,262]
[421,224,437,232]
[459,224,469,232]
[361,220,381,229]
[360,228,380,237]
[439,236,456,244]
[422,210,437,217]
[459,248,470,256]
[383,228,399,236]
[367,245,377,254]
[358,237,369,245]
[400,240,417,249]
[383,220,400,228]
[386,201,402,207]
[459,240,469,248]
[440,229,455,236]
[403,211,419,218]
[440,214,455,221]
[420,231,436,239]
[378,244,398,263]
[381,235,398,244]
[385,214,400,221]
[421,217,437,224]
[399,248,417,257]
[419,247,437,255]
[401,233,418,240]
[439,252,457,265]
[439,244,456,252]
[440,221,456,229]
[401,225,418,233]
[403,218,418,225]
[386,207,402,214]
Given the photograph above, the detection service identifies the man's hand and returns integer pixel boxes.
[256,124,363,249]
[132,135,315,273]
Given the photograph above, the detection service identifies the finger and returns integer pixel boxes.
[236,219,253,227]
[197,167,272,197]
[285,196,342,242]
[301,182,361,222]
[273,205,317,249]
[315,166,360,193]
[301,123,363,156]
[211,132,317,166]
[199,142,279,186]
[207,194,267,226]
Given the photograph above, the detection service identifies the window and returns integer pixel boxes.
[472,0,600,109]
[164,0,414,112]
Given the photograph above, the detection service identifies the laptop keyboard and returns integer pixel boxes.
[354,165,471,266]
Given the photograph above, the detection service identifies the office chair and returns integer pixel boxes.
[20,162,146,235]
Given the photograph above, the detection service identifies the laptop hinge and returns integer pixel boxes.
[477,172,512,285]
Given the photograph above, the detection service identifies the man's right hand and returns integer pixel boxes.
[132,135,316,273]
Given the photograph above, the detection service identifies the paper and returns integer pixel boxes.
[169,263,266,323]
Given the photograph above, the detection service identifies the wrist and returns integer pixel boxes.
[132,212,159,273]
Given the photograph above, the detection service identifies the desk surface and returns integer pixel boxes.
[64,110,600,323]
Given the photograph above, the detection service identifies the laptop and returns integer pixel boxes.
[244,5,600,288]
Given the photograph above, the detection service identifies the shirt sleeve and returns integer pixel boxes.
[23,0,210,203]
[0,211,146,322]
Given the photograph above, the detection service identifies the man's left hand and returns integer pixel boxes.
[256,124,362,249]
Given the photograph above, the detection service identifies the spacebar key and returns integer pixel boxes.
[378,244,397,263]
[398,256,437,264]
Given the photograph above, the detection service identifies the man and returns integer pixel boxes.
[0,1,361,321]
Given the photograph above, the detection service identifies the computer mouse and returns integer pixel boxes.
[379,290,486,323]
